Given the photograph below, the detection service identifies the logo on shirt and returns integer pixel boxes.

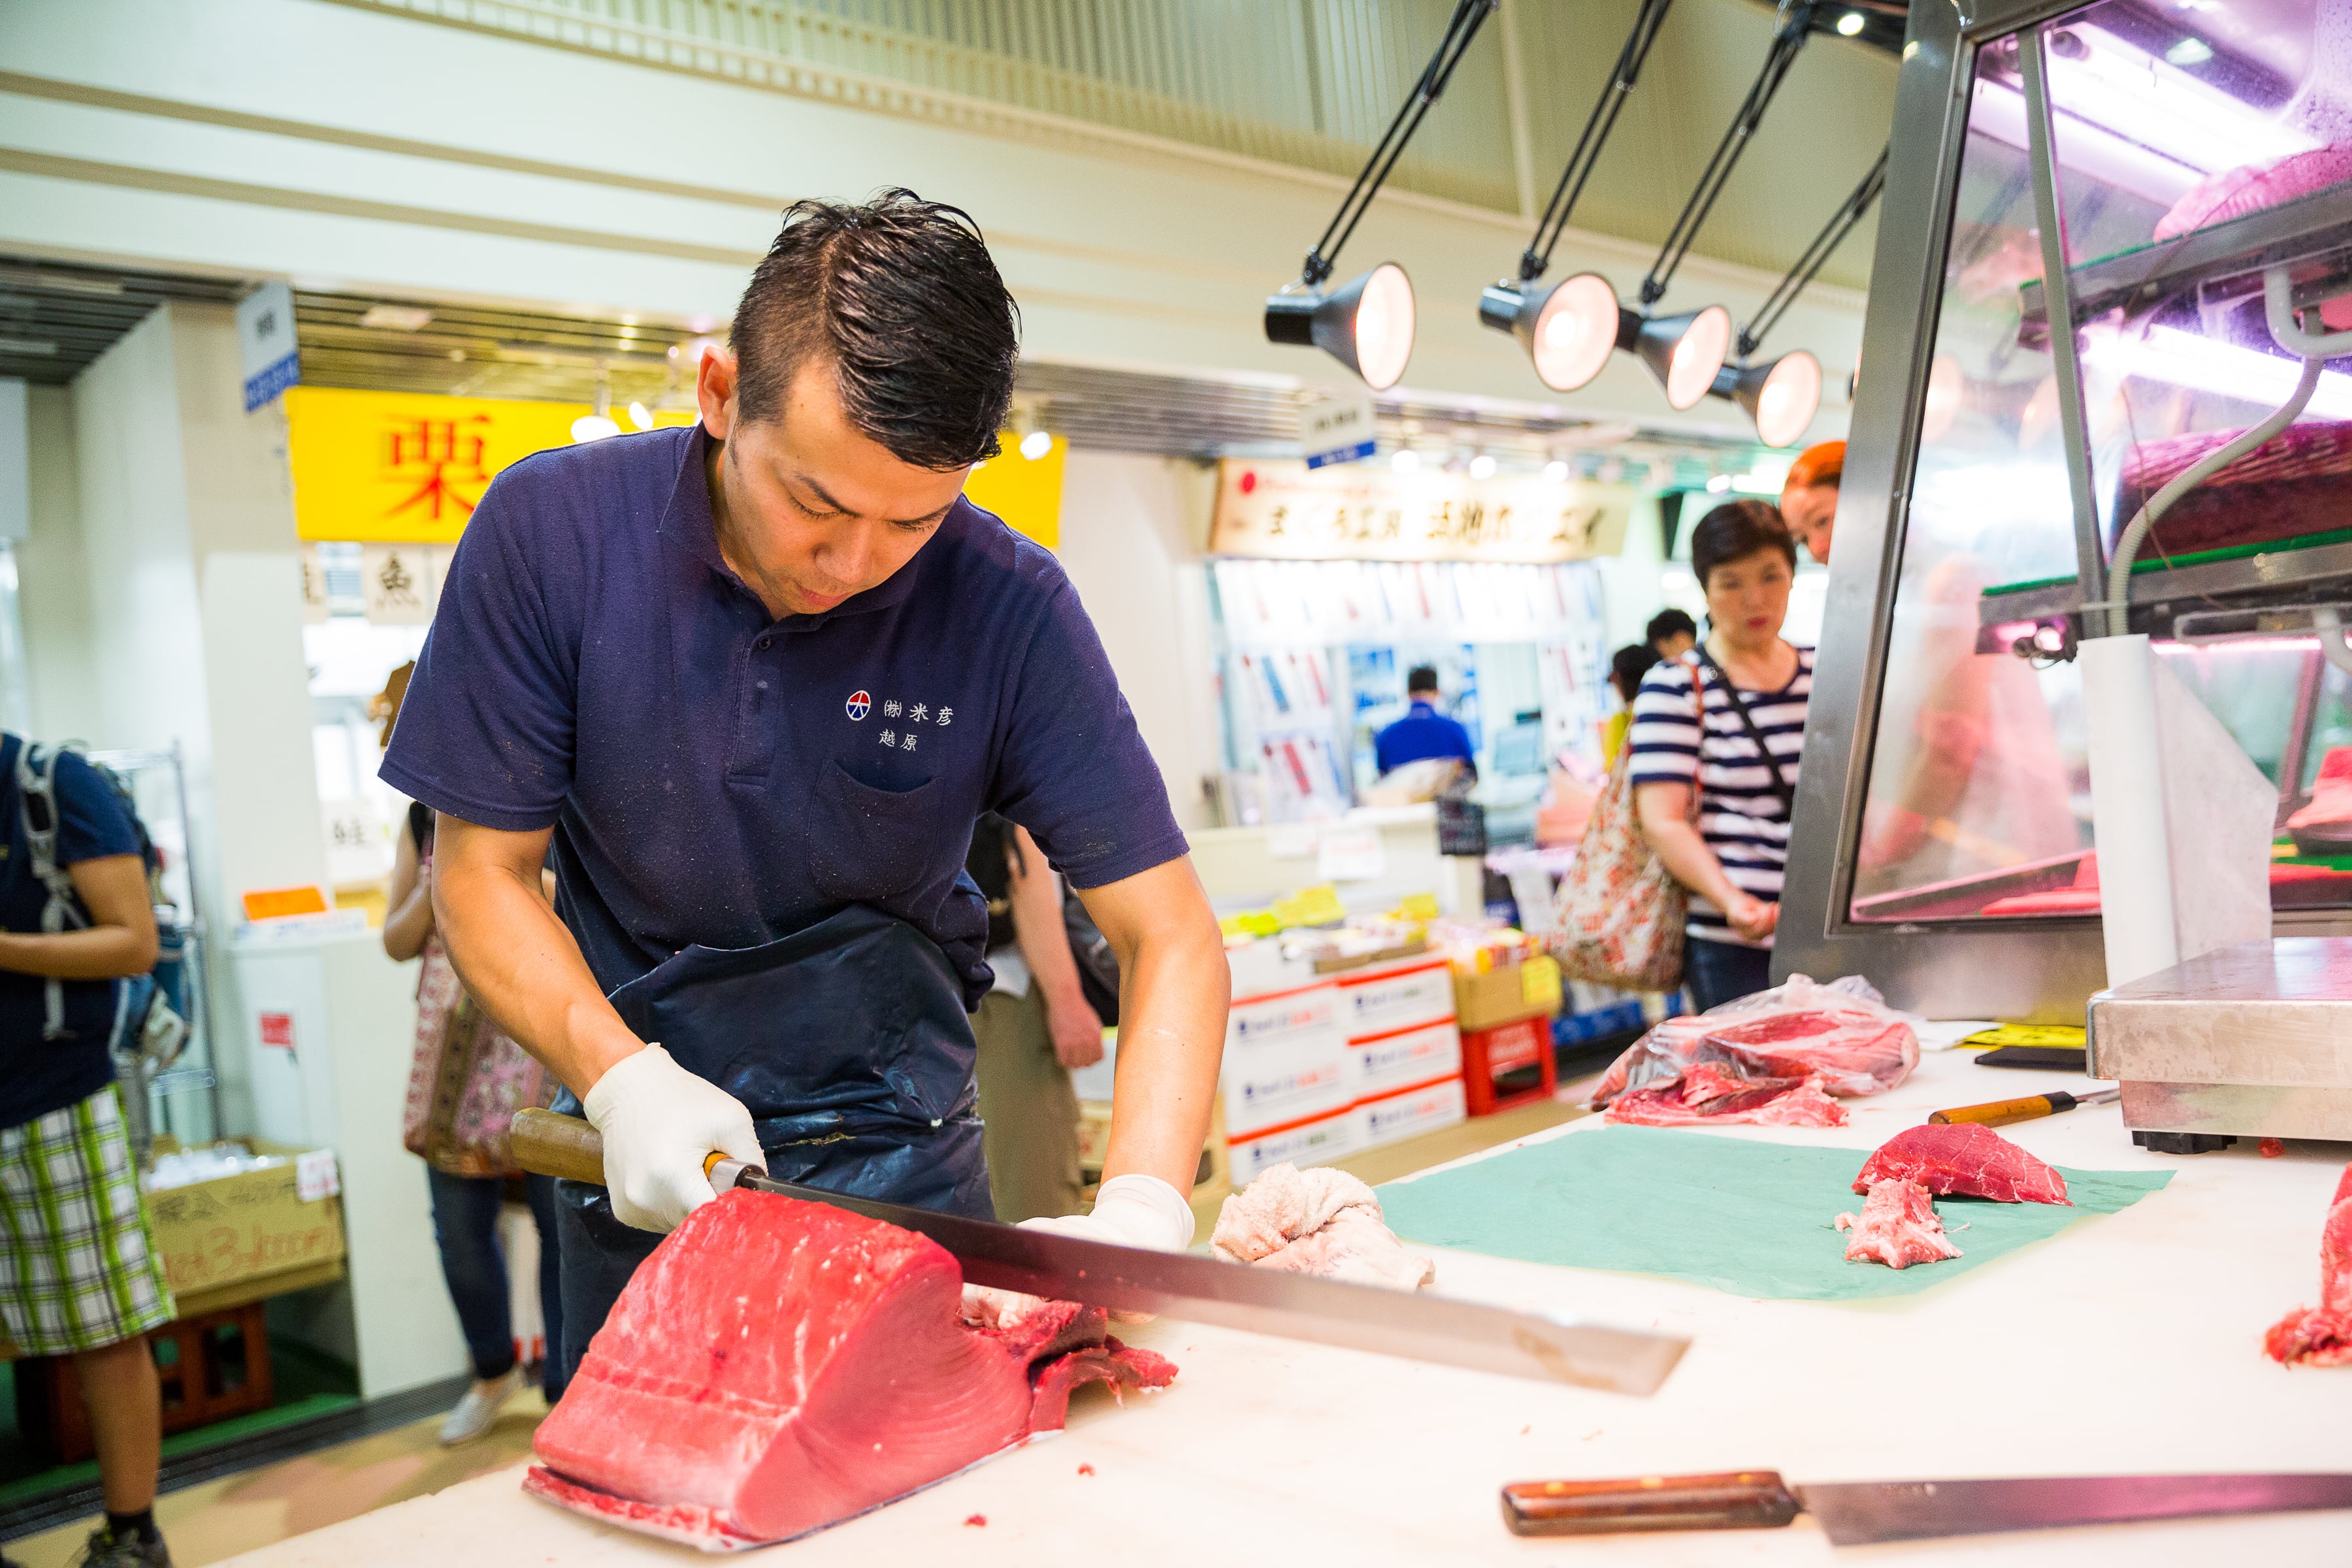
[844,690,871,721]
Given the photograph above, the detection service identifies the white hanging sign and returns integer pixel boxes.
[237,282,300,412]
[1300,386,1377,469]
[361,543,436,625]
[1210,459,1632,563]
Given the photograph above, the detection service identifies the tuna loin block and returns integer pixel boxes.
[1854,1122,2071,1205]
[2264,1164,2352,1367]
[525,1190,1175,1551]
[1836,1179,1963,1269]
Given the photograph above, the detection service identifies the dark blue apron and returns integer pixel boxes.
[552,904,992,1382]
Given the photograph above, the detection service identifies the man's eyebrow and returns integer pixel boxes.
[793,474,953,527]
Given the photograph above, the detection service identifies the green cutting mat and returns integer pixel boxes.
[1378,1126,2174,1301]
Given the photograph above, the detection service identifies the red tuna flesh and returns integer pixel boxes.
[1835,1179,1963,1269]
[525,1189,1175,1550]
[1604,1062,1848,1128]
[1853,1123,2070,1205]
[2264,1164,2352,1367]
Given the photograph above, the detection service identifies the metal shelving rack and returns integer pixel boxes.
[89,743,223,1144]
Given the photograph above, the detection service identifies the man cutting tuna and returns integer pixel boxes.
[382,189,1230,1380]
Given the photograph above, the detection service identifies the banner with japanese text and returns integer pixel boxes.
[284,387,690,544]
[1208,458,1633,563]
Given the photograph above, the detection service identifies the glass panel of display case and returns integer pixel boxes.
[1848,46,2099,923]
[1855,0,2352,922]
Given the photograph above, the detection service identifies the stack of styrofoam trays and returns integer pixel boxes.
[144,1143,290,1191]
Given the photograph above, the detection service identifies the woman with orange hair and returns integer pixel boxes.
[1780,440,1843,564]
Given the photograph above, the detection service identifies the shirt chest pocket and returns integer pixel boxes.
[803,760,943,904]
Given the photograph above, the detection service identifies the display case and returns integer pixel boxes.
[1780,0,2352,1019]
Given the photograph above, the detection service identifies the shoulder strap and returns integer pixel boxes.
[1693,647,1795,813]
[16,744,86,1040]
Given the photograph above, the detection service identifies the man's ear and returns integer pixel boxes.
[696,346,740,440]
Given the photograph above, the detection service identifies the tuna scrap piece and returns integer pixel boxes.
[1603,1062,1848,1128]
[1211,1163,1434,1290]
[1854,1122,2070,1206]
[524,1189,1175,1552]
[1835,1179,1963,1270]
[2264,1164,2352,1367]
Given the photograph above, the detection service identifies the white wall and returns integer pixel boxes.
[1052,452,1224,833]
[18,384,100,741]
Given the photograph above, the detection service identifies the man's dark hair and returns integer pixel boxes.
[730,188,1019,470]
[1406,665,1441,695]
[1644,608,1697,647]
[1610,643,1661,702]
[1690,499,1797,590]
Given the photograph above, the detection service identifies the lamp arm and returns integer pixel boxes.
[1520,0,1676,283]
[1735,142,1887,359]
[1639,0,1815,307]
[1301,0,1497,287]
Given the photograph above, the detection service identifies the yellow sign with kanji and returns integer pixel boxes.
[287,385,1061,548]
[964,434,1064,549]
[284,387,694,543]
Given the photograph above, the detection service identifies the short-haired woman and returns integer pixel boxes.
[1627,501,1811,1013]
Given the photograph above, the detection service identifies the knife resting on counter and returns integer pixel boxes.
[1499,1470,2352,1544]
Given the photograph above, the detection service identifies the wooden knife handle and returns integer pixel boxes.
[1501,1473,1801,1536]
[510,1107,739,1188]
[511,1108,607,1185]
[1929,1094,2057,1127]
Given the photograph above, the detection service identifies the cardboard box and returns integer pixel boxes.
[1334,956,1456,1039]
[1222,980,1350,1140]
[1354,1077,1467,1151]
[142,1141,347,1312]
[1346,1019,1462,1100]
[1228,1110,1361,1184]
[1453,954,1565,1033]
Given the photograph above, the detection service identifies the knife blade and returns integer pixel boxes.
[1500,1471,2352,1544]
[512,1107,1688,1396]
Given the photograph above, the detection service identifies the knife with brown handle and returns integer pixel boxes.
[512,1107,1691,1396]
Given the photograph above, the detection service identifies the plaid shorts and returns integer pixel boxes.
[0,1085,176,1355]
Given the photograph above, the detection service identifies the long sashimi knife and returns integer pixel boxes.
[1501,1471,2352,1544]
[513,1107,1687,1396]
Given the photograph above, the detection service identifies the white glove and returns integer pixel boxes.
[960,1175,1194,1328]
[583,1044,764,1233]
[1023,1174,1195,1251]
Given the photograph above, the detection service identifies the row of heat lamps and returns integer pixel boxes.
[1266,262,1820,449]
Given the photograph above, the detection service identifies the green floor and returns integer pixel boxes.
[0,1338,360,1510]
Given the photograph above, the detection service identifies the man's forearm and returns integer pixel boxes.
[433,857,642,1098]
[0,927,154,981]
[1096,875,1228,1196]
[1009,858,1090,1020]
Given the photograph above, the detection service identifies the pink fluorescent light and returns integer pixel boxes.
[2043,25,2314,176]
[2089,324,2352,420]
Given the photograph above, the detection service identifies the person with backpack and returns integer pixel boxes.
[962,815,1107,1222]
[0,735,177,1568]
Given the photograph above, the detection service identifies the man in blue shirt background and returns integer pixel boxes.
[1374,666,1477,777]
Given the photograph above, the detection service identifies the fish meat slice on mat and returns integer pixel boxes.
[2264,1164,2352,1367]
[1836,1179,1963,1269]
[524,1188,1175,1551]
[1588,974,1919,1109]
[1603,1062,1848,1128]
[1211,1162,1435,1290]
[1853,1122,2071,1205]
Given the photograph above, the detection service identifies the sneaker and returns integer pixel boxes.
[69,1525,171,1567]
[437,1366,524,1446]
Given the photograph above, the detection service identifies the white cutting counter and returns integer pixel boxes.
[220,1050,2352,1564]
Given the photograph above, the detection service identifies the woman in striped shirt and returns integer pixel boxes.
[1627,501,1811,1013]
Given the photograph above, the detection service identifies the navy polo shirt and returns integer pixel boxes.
[1374,701,1475,775]
[1,735,143,1129]
[382,425,1187,1008]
